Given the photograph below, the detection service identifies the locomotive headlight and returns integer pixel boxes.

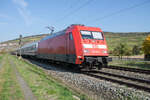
[84,49,89,53]
[98,45,107,49]
[102,50,107,53]
[83,44,93,48]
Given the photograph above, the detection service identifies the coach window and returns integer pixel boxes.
[69,32,73,40]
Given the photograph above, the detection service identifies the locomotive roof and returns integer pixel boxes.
[40,24,99,41]
[41,29,66,41]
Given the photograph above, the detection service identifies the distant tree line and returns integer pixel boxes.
[103,32,150,36]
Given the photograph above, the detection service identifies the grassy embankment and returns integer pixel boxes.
[109,60,150,70]
[0,54,24,100]
[10,54,86,100]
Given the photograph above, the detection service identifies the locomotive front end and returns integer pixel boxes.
[74,25,112,70]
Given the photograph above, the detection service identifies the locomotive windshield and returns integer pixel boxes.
[80,31,103,40]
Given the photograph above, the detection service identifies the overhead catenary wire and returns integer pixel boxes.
[56,0,94,23]
[52,0,93,30]
[63,0,82,13]
[86,0,150,24]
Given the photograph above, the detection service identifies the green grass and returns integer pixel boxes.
[109,59,150,70]
[10,55,87,100]
[0,54,24,100]
[0,55,2,63]
[0,55,2,59]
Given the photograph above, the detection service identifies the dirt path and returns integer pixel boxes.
[9,59,37,100]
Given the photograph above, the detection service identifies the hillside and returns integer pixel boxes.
[104,32,150,52]
[0,32,150,54]
[0,34,49,52]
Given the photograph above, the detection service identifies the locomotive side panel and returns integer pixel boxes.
[38,34,66,62]
[37,31,76,64]
[51,34,67,62]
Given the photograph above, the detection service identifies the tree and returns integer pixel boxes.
[142,35,150,55]
[125,47,132,57]
[132,45,141,55]
[142,35,150,60]
[113,43,128,59]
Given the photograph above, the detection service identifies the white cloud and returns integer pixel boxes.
[12,0,32,26]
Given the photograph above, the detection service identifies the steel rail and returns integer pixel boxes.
[105,65,150,74]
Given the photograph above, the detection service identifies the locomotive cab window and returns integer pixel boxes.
[69,32,73,40]
[80,31,92,39]
[80,30,103,40]
[92,31,103,40]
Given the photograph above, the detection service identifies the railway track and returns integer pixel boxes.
[105,65,150,74]
[82,70,150,92]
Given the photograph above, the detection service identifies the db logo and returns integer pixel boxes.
[92,50,100,53]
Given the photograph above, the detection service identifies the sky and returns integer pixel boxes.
[0,0,150,42]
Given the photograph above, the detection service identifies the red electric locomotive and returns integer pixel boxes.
[37,24,111,69]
